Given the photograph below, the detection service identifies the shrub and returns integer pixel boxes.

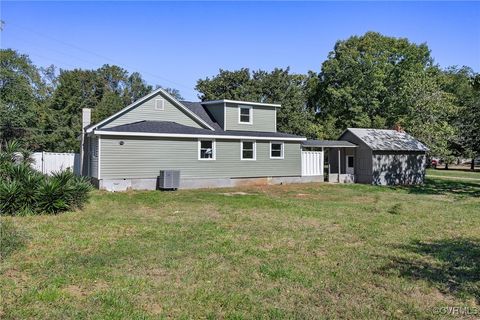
[0,219,26,258]
[0,180,24,215]
[0,141,93,215]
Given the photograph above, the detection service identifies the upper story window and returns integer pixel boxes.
[241,140,256,160]
[270,142,284,159]
[238,105,252,124]
[155,98,165,110]
[198,139,216,160]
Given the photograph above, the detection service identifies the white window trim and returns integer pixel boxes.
[270,141,284,159]
[97,137,101,179]
[346,155,354,168]
[238,105,253,125]
[274,107,277,132]
[155,98,165,110]
[198,139,216,160]
[240,140,256,161]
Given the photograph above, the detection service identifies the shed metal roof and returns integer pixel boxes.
[344,128,429,151]
[302,140,357,148]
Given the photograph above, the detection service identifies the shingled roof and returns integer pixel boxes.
[344,128,429,151]
[179,101,223,131]
[100,121,305,139]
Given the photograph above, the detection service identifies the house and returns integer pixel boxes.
[80,89,428,190]
[333,128,429,185]
[80,88,324,191]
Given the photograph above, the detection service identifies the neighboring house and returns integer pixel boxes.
[335,128,429,185]
[80,89,428,190]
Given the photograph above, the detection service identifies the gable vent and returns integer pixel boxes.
[155,99,165,110]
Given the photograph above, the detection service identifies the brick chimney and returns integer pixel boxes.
[393,124,404,132]
[82,108,91,129]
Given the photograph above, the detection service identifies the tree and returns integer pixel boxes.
[196,68,319,137]
[440,67,480,170]
[397,70,457,165]
[317,31,457,157]
[45,69,103,151]
[156,85,184,100]
[125,72,152,104]
[318,32,434,128]
[0,49,47,149]
[44,65,153,151]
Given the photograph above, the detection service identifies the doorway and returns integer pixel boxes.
[346,155,354,175]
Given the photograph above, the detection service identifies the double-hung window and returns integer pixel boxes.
[238,106,252,124]
[241,141,256,160]
[270,142,284,159]
[198,139,216,160]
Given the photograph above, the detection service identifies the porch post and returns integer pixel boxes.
[338,148,341,183]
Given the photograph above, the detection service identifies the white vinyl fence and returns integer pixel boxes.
[301,150,324,176]
[31,152,80,175]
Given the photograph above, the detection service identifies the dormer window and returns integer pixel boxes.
[238,105,252,124]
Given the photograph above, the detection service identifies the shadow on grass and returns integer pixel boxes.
[404,178,480,198]
[379,238,480,302]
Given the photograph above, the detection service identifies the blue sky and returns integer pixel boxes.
[1,1,479,100]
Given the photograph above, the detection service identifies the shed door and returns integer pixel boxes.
[302,151,323,176]
[346,155,354,175]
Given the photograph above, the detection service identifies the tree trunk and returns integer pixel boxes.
[445,162,449,170]
[473,158,476,171]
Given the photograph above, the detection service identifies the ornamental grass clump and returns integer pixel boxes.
[0,141,93,215]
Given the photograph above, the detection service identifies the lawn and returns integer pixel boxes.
[1,176,479,319]
[427,168,480,180]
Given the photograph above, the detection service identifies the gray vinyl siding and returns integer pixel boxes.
[372,151,426,185]
[340,131,372,183]
[89,136,98,178]
[100,136,301,179]
[101,93,203,129]
[225,103,276,132]
[204,103,225,129]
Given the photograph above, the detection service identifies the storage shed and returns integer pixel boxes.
[339,128,429,185]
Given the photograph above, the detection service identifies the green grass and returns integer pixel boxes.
[427,168,480,179]
[1,177,479,319]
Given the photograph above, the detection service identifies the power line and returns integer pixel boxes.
[6,21,193,90]
[12,34,107,68]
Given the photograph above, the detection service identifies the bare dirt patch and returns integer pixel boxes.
[220,191,252,196]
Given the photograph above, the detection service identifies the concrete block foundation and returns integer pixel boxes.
[98,175,325,192]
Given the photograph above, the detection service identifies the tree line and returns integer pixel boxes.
[1,32,479,167]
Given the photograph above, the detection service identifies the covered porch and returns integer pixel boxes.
[301,140,358,183]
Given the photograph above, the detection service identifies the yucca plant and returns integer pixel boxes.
[35,178,71,214]
[68,176,93,209]
[0,141,93,216]
[0,180,24,215]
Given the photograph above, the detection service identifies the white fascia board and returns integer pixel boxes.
[86,88,214,133]
[201,99,281,108]
[94,130,306,141]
